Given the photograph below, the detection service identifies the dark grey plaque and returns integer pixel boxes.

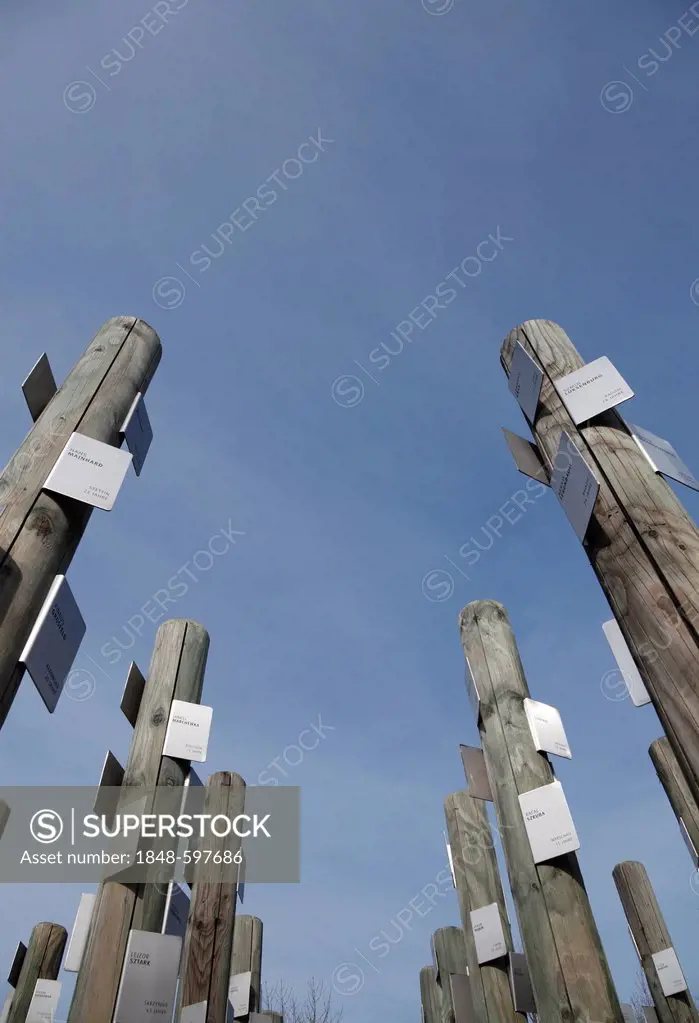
[449,973,475,1023]
[93,751,125,826]
[120,661,146,728]
[620,1005,636,1023]
[502,428,550,486]
[8,941,27,987]
[459,746,493,801]
[22,353,57,422]
[508,952,535,1014]
[644,1009,659,1023]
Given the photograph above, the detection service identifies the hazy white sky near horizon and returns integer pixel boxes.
[1,0,699,1018]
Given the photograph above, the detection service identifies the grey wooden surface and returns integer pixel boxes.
[613,861,698,1023]
[461,600,623,1023]
[6,922,67,1023]
[500,319,699,806]
[649,737,699,867]
[0,316,162,727]
[421,965,443,1023]
[444,791,524,1022]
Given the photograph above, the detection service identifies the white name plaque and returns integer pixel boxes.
[113,930,182,1022]
[120,392,153,477]
[181,1002,208,1023]
[629,423,699,492]
[163,700,213,763]
[64,892,97,972]
[44,432,132,511]
[470,902,506,964]
[602,619,651,707]
[229,971,252,1017]
[509,341,543,423]
[19,575,86,713]
[550,432,599,542]
[554,356,633,424]
[26,979,61,1023]
[652,946,687,996]
[519,780,580,863]
[523,699,571,759]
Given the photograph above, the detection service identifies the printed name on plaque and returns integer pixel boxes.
[550,432,599,542]
[162,700,213,762]
[43,431,133,511]
[523,699,572,759]
[508,341,543,423]
[113,930,182,1023]
[19,575,87,713]
[554,356,634,424]
[64,892,97,972]
[26,979,61,1023]
[120,392,153,476]
[628,423,699,493]
[518,779,580,863]
[229,971,252,1018]
[470,902,506,964]
[651,947,687,996]
[601,619,651,707]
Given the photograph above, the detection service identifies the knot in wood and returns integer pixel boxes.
[31,511,54,539]
[151,708,167,726]
[647,528,658,538]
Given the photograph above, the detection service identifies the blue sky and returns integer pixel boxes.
[1,0,699,1018]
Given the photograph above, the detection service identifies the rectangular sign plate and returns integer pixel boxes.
[519,779,580,863]
[502,428,550,485]
[163,882,190,941]
[44,432,132,511]
[464,657,481,723]
[459,746,493,800]
[120,661,146,728]
[7,942,27,987]
[113,930,182,1022]
[602,618,651,707]
[26,979,61,1023]
[620,1005,636,1023]
[229,971,252,1018]
[470,902,506,964]
[120,392,153,477]
[523,699,572,759]
[644,1008,660,1023]
[19,575,87,713]
[554,356,634,424]
[509,341,543,423]
[22,353,57,422]
[444,832,456,887]
[652,946,687,996]
[449,974,475,1023]
[678,816,699,867]
[629,422,699,492]
[181,1002,208,1023]
[508,953,535,1013]
[163,700,213,763]
[550,431,599,542]
[64,892,97,972]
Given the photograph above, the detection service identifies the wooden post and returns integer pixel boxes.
[460,599,623,1023]
[613,861,699,1023]
[0,316,162,729]
[177,771,246,1023]
[444,791,525,1022]
[230,916,264,1015]
[67,619,209,1023]
[6,922,67,1023]
[420,966,443,1023]
[649,738,699,866]
[500,320,699,805]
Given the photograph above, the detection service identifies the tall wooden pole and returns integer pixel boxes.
[67,618,209,1023]
[444,791,524,1022]
[613,861,698,1023]
[460,599,622,1023]
[177,771,246,1023]
[0,316,162,728]
[649,738,699,866]
[6,923,67,1023]
[500,320,699,805]
[420,966,443,1023]
[231,916,264,1016]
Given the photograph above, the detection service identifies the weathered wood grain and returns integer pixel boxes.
[613,861,698,1023]
[500,320,699,805]
[6,922,67,1023]
[231,915,264,1015]
[461,600,623,1023]
[67,619,208,1023]
[0,316,162,727]
[444,791,524,1023]
[421,965,443,1023]
[649,737,699,867]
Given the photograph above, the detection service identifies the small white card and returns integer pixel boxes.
[554,356,634,424]
[163,882,190,940]
[602,619,651,707]
[550,432,599,542]
[469,902,506,963]
[19,575,86,713]
[509,342,543,423]
[444,833,456,887]
[120,392,153,477]
[44,432,132,511]
[229,971,252,1018]
[181,1002,208,1023]
[519,779,580,863]
[523,699,571,759]
[26,979,61,1023]
[652,947,687,996]
[162,700,213,763]
[629,423,699,492]
[113,930,182,1022]
[64,892,97,972]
